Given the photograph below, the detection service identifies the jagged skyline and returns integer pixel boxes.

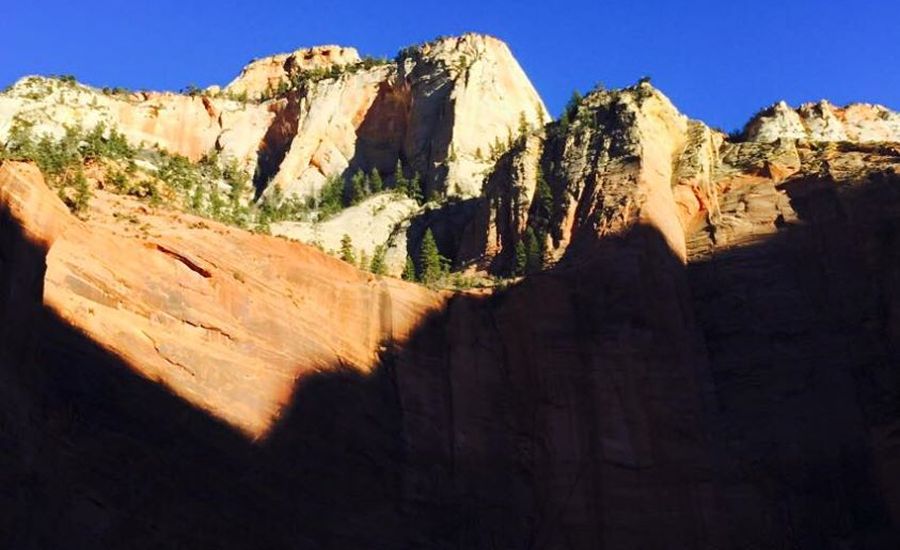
[2,0,898,132]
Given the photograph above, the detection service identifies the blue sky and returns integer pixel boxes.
[2,0,897,131]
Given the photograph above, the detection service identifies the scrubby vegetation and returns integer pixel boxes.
[556,90,583,135]
[0,118,136,215]
[727,128,745,142]
[0,117,297,228]
[256,56,392,102]
[0,119,472,286]
[418,229,447,284]
[308,160,427,220]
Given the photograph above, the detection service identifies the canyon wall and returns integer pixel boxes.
[1,34,900,549]
[2,123,899,548]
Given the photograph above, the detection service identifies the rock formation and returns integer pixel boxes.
[459,84,900,275]
[256,33,550,200]
[271,192,420,275]
[2,33,900,550]
[0,162,444,438]
[224,45,362,100]
[459,82,708,271]
[0,33,549,203]
[744,99,900,143]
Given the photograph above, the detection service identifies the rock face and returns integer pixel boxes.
[271,192,420,276]
[260,33,550,200]
[224,45,362,100]
[3,47,900,549]
[0,34,549,203]
[459,83,706,271]
[459,84,898,274]
[686,140,900,549]
[744,99,900,143]
[0,159,715,548]
[0,77,273,169]
[3,114,900,549]
[0,161,443,438]
[457,82,900,547]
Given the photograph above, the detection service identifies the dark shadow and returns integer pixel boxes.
[686,169,900,550]
[252,94,301,200]
[405,198,480,269]
[2,170,900,549]
[343,59,457,200]
[349,79,410,176]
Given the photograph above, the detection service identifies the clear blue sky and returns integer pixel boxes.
[2,0,897,132]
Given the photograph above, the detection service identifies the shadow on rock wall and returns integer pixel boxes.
[2,174,900,549]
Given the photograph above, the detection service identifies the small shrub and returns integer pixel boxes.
[339,234,355,264]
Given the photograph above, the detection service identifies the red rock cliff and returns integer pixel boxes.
[2,92,900,549]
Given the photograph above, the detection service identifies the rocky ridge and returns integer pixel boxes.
[459,83,900,274]
[744,99,900,143]
[223,45,362,100]
[0,33,549,203]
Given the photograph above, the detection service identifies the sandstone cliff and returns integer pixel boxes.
[3,113,899,548]
[0,161,443,438]
[224,45,362,100]
[459,84,900,275]
[2,37,900,550]
[744,99,900,143]
[0,76,273,171]
[0,34,549,204]
[256,33,549,200]
[459,82,707,272]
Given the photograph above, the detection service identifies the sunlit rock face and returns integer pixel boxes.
[0,34,549,202]
[2,34,900,549]
[257,33,550,200]
[744,99,900,143]
[0,161,445,438]
[0,76,274,171]
[224,45,363,101]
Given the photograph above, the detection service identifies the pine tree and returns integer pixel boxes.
[524,227,543,274]
[394,159,407,194]
[518,111,530,138]
[514,239,527,276]
[71,169,91,214]
[369,168,383,193]
[358,250,369,271]
[533,166,553,224]
[318,174,344,216]
[190,183,204,212]
[419,229,445,284]
[408,172,423,204]
[370,244,387,275]
[565,90,582,119]
[209,184,225,217]
[402,255,417,282]
[225,158,249,206]
[339,234,355,264]
[350,169,367,204]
